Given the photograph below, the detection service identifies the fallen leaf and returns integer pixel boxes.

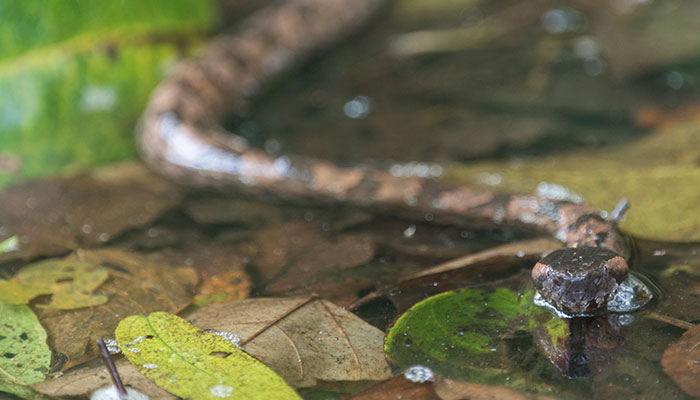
[116,312,301,400]
[148,236,253,308]
[344,375,439,400]
[32,358,174,400]
[255,221,374,294]
[0,163,182,263]
[384,286,564,394]
[0,259,108,309]
[186,297,393,388]
[433,377,557,400]
[0,301,51,399]
[35,249,197,368]
[661,323,700,398]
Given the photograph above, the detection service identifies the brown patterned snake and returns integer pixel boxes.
[137,0,651,316]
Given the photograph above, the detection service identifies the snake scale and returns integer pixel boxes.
[137,0,646,316]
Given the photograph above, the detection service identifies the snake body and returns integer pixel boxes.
[137,0,637,315]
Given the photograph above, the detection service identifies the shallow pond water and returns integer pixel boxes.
[3,0,700,399]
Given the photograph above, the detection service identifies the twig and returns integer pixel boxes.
[96,339,128,400]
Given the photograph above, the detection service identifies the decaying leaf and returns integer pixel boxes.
[0,259,108,309]
[255,221,374,294]
[186,296,393,387]
[148,236,253,308]
[0,163,182,263]
[433,377,557,400]
[661,323,700,398]
[32,358,175,400]
[35,249,197,368]
[0,301,51,399]
[116,312,301,400]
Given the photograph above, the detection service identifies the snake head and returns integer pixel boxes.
[531,246,629,315]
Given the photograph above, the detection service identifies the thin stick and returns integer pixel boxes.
[642,311,695,330]
[96,339,128,400]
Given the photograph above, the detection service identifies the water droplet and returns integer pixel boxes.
[403,365,434,383]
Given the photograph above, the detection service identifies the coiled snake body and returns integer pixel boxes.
[138,0,646,316]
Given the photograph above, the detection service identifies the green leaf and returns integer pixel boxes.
[385,287,566,389]
[0,0,214,188]
[0,259,108,309]
[0,301,51,399]
[115,312,301,400]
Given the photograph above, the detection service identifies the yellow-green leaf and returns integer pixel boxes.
[0,301,51,399]
[115,312,301,400]
[0,259,108,309]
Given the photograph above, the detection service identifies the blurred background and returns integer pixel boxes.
[2,0,700,241]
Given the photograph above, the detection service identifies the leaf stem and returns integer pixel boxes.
[96,338,128,400]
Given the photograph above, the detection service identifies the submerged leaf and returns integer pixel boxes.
[385,286,564,392]
[661,323,700,398]
[36,249,197,368]
[0,259,108,309]
[116,312,301,400]
[0,163,183,263]
[255,221,374,295]
[0,301,51,398]
[186,297,393,387]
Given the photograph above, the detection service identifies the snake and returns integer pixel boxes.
[136,0,651,316]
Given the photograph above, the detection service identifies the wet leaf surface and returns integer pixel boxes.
[255,221,375,295]
[186,297,393,387]
[385,285,567,395]
[32,358,174,400]
[146,235,253,308]
[0,164,182,263]
[0,259,108,309]
[661,323,700,398]
[36,249,197,369]
[0,301,51,399]
[116,312,301,400]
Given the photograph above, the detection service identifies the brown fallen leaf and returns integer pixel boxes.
[185,296,392,388]
[148,235,254,307]
[433,377,558,400]
[344,375,439,400]
[661,323,700,398]
[36,248,197,369]
[31,358,175,400]
[255,221,375,294]
[0,162,182,263]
